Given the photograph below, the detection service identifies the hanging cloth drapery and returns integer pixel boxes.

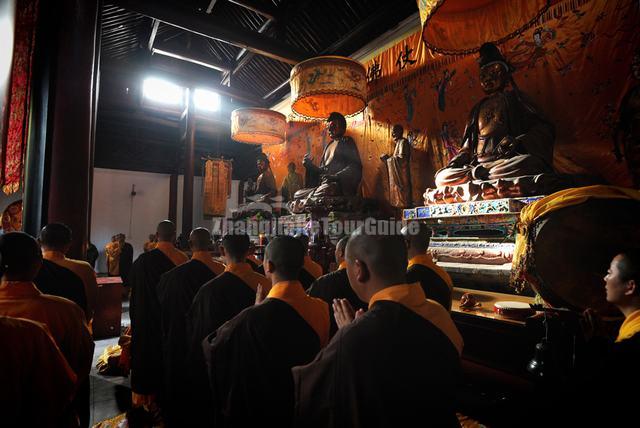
[203,158,232,217]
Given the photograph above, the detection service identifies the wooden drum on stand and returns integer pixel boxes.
[526,198,640,314]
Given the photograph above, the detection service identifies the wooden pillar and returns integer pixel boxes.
[45,0,100,259]
[168,173,178,224]
[181,91,196,238]
[22,0,52,237]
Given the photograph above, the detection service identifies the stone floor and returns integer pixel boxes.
[89,301,131,427]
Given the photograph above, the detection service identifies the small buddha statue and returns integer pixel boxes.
[246,153,277,203]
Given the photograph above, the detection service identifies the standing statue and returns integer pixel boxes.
[614,49,640,188]
[280,162,303,202]
[246,153,277,203]
[426,42,556,203]
[381,124,412,207]
[291,112,362,212]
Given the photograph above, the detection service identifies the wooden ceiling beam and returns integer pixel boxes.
[148,19,159,50]
[264,3,414,102]
[111,0,307,65]
[227,0,279,21]
[101,57,264,106]
[152,44,233,73]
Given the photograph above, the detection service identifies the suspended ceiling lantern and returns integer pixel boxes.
[230,108,286,145]
[419,0,551,55]
[290,56,367,119]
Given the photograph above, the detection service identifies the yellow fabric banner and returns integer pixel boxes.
[203,159,232,217]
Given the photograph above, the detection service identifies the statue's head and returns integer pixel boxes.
[326,112,346,139]
[287,162,296,173]
[256,153,269,173]
[478,42,513,94]
[392,124,404,140]
[632,49,640,80]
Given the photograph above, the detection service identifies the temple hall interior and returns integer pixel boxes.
[1,0,639,427]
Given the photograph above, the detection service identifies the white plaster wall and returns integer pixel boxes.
[91,168,171,272]
[91,168,239,273]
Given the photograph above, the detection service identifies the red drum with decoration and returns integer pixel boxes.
[290,56,367,119]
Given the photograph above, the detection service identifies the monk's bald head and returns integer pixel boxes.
[335,235,349,264]
[264,236,305,281]
[157,220,176,242]
[39,223,72,251]
[0,232,42,280]
[294,233,310,251]
[346,227,407,286]
[189,228,211,251]
[401,223,431,254]
[221,233,250,263]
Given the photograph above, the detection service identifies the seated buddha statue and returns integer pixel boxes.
[290,112,362,212]
[427,42,556,203]
[246,153,277,203]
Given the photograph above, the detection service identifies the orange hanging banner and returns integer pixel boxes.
[203,159,232,217]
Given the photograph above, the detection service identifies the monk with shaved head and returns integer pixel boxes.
[307,235,367,337]
[0,232,94,426]
[295,233,323,288]
[203,235,329,428]
[129,220,188,417]
[293,226,463,428]
[403,223,454,310]
[185,232,272,426]
[156,227,224,426]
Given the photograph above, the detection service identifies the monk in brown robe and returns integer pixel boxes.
[293,227,463,428]
[129,220,188,418]
[295,233,323,288]
[381,124,412,207]
[0,315,77,426]
[307,235,367,337]
[157,227,224,427]
[186,233,270,426]
[402,223,453,310]
[203,236,329,428]
[0,232,94,427]
[39,223,98,322]
[433,42,554,200]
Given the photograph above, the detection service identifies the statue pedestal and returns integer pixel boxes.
[404,196,543,294]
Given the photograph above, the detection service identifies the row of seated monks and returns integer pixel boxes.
[1,218,639,426]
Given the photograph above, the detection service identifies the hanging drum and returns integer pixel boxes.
[512,193,640,315]
[290,56,367,119]
[231,108,286,145]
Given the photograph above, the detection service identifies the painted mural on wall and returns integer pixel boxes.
[264,0,639,208]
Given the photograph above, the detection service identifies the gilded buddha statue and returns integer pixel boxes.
[426,42,557,203]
